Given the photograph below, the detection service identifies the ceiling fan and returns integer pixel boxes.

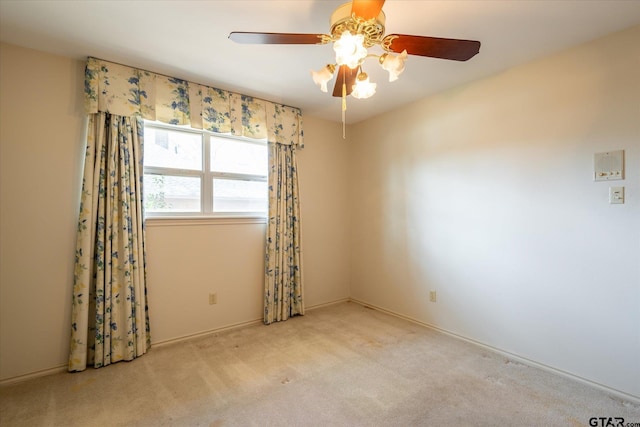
[229,0,481,100]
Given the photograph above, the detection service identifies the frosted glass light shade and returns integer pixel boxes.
[311,64,336,92]
[333,31,367,69]
[351,72,376,99]
[381,50,408,82]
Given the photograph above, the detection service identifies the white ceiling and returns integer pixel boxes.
[1,0,639,124]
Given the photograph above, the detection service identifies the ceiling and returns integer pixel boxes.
[1,1,639,124]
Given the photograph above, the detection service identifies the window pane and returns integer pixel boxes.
[144,175,201,212]
[210,136,267,176]
[213,179,267,213]
[144,127,202,170]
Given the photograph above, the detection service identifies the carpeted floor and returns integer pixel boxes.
[1,302,638,426]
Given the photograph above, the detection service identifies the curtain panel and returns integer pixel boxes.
[264,142,304,324]
[70,113,150,371]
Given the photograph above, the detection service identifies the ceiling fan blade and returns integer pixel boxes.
[351,0,385,21]
[332,65,358,97]
[229,32,326,45]
[385,34,481,61]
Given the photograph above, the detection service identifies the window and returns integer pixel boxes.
[143,122,268,217]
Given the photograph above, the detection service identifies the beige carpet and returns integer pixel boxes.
[1,302,638,426]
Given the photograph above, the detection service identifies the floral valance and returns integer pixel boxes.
[84,57,303,147]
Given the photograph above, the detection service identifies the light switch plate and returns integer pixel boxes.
[609,187,624,204]
[594,150,624,181]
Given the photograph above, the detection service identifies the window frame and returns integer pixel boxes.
[142,121,268,220]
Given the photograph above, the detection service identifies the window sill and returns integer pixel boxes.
[145,215,267,227]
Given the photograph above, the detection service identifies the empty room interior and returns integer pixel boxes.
[0,1,639,425]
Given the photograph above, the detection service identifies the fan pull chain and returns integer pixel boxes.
[342,81,347,139]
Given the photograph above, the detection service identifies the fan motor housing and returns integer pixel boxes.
[329,2,386,47]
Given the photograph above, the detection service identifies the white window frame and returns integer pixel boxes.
[143,121,268,220]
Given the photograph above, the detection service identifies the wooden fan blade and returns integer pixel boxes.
[229,32,326,45]
[385,34,481,61]
[332,65,359,97]
[351,0,385,21]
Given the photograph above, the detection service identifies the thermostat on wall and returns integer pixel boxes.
[594,150,624,181]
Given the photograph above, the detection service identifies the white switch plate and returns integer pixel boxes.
[609,187,624,204]
[594,150,624,181]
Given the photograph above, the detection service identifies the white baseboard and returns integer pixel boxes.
[306,297,350,312]
[152,297,350,348]
[0,364,67,387]
[349,297,640,404]
[151,317,264,348]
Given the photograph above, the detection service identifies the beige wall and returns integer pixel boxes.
[297,117,351,306]
[0,44,85,379]
[348,26,640,398]
[0,43,349,380]
[146,114,350,344]
[145,220,266,343]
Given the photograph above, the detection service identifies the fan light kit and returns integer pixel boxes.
[230,0,481,137]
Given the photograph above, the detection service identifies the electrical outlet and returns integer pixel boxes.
[609,186,624,204]
[429,291,437,303]
[209,293,217,305]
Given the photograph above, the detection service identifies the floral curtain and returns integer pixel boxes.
[264,143,304,324]
[83,57,303,145]
[71,58,305,369]
[264,104,305,324]
[69,112,149,371]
